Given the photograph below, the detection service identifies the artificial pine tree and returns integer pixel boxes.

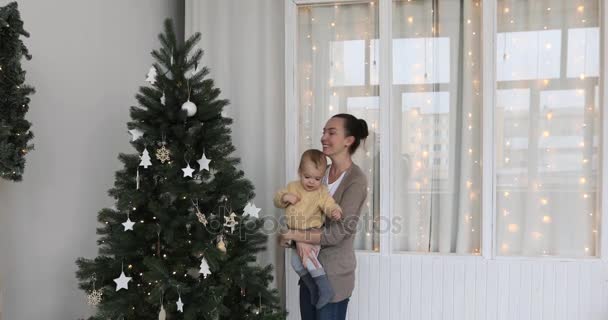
[76,20,285,320]
[0,2,34,181]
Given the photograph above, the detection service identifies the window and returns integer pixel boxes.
[495,0,601,257]
[297,2,380,251]
[391,0,482,253]
[291,0,602,258]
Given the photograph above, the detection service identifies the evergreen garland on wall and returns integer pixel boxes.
[0,2,34,182]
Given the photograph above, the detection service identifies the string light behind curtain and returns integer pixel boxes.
[294,0,601,257]
[391,0,483,254]
[298,2,380,251]
[495,0,601,257]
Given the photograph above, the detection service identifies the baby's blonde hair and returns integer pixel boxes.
[298,149,327,173]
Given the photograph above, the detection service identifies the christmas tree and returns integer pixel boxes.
[0,2,34,181]
[76,20,284,320]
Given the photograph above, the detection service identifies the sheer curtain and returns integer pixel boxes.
[297,3,380,251]
[495,0,601,257]
[185,0,286,294]
[392,0,482,254]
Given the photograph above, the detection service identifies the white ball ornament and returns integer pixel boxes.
[181,100,197,117]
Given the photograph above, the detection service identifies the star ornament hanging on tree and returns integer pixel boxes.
[176,297,184,312]
[243,202,261,219]
[197,153,211,171]
[114,271,132,291]
[182,163,195,178]
[128,129,144,141]
[122,217,135,231]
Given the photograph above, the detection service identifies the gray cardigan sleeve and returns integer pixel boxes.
[320,181,367,246]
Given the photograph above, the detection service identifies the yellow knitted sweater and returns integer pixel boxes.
[273,181,340,230]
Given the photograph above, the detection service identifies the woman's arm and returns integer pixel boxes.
[280,228,322,245]
[278,234,322,268]
[319,181,367,247]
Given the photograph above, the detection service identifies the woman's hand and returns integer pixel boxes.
[296,242,321,269]
[278,229,293,248]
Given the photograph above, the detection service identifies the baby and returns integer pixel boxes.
[274,149,342,309]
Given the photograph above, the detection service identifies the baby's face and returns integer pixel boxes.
[299,162,325,191]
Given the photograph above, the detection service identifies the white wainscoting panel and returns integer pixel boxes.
[286,252,608,320]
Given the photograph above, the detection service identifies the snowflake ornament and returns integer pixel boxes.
[156,145,170,163]
[86,289,103,306]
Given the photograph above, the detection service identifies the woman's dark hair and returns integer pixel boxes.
[332,113,369,155]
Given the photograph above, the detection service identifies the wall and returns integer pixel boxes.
[0,1,184,318]
[286,252,608,320]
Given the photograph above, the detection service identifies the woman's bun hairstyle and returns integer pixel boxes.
[332,113,369,154]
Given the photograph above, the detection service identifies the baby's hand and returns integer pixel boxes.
[282,193,300,205]
[330,207,342,220]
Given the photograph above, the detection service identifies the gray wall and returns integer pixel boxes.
[0,1,184,319]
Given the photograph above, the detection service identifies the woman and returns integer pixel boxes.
[279,113,369,320]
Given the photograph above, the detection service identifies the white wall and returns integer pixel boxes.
[0,1,184,319]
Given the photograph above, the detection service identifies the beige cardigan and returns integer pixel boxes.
[318,163,367,302]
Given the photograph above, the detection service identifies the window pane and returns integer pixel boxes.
[567,28,600,79]
[393,37,451,84]
[495,0,601,257]
[392,0,482,254]
[297,2,380,251]
[496,30,561,81]
[330,40,366,86]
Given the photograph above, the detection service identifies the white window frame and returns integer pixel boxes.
[285,0,608,262]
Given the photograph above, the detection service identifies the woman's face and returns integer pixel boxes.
[321,117,353,157]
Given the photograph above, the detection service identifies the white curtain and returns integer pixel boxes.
[392,0,482,254]
[495,0,600,257]
[297,3,380,251]
[185,0,286,299]
[296,0,483,254]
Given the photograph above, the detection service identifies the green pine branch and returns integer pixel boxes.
[0,2,34,181]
